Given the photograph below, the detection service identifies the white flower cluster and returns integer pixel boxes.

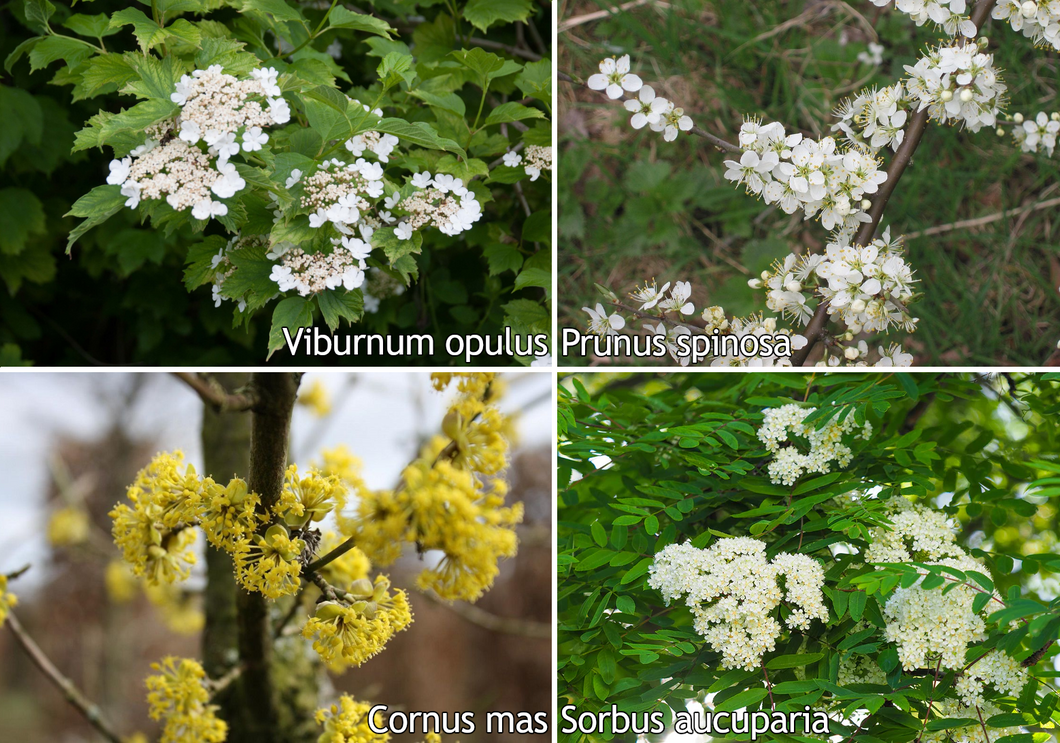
[815,227,919,334]
[724,118,887,234]
[586,56,694,141]
[502,145,553,181]
[993,0,1060,53]
[857,42,885,67]
[393,172,482,239]
[868,0,978,37]
[1010,111,1060,156]
[345,131,399,163]
[757,403,873,486]
[838,654,888,686]
[904,44,1007,133]
[269,235,371,296]
[647,539,828,670]
[870,498,1029,707]
[106,66,288,221]
[631,280,695,315]
[865,501,966,563]
[707,315,809,368]
[832,83,909,153]
[296,158,385,233]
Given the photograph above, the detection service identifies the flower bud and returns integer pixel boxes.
[959,88,974,103]
[1053,113,1060,122]
[843,347,859,360]
[314,601,346,621]
[265,524,289,545]
[760,270,770,281]
[442,411,463,441]
[996,127,1005,137]
[843,331,855,342]
[940,89,954,102]
[1021,1,1037,18]
[360,601,379,619]
[860,199,871,211]
[851,299,867,313]
[848,322,863,334]
[784,280,801,292]
[226,478,248,505]
[348,578,375,599]
[748,278,762,289]
[1013,112,1024,124]
[148,545,167,559]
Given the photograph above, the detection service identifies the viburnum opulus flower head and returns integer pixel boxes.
[587,54,643,99]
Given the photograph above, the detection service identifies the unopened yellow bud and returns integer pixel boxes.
[348,578,375,599]
[314,601,346,621]
[442,411,463,440]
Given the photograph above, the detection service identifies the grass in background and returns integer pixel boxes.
[558,0,1060,366]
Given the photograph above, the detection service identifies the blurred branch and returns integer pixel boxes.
[559,0,664,32]
[903,195,1060,240]
[423,591,551,639]
[173,372,257,412]
[5,612,124,743]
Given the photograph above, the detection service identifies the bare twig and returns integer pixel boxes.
[558,0,663,32]
[422,591,551,639]
[5,612,124,743]
[903,196,1060,240]
[173,372,257,412]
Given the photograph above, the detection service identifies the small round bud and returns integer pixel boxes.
[760,270,770,281]
[996,127,1005,137]
[851,299,867,313]
[1013,112,1025,124]
[843,347,859,360]
[748,278,762,289]
[348,578,375,599]
[1021,1,1038,18]
[442,410,462,440]
[848,322,863,334]
[763,317,777,332]
[860,199,871,211]
[940,89,954,102]
[977,36,989,47]
[959,88,974,103]
[843,331,855,342]
[784,280,801,292]
[1052,113,1060,122]
[314,601,346,621]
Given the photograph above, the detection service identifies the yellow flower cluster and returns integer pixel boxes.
[109,452,209,584]
[0,575,17,627]
[302,576,412,669]
[233,524,306,600]
[199,478,263,551]
[47,506,90,547]
[316,446,369,494]
[316,695,390,743]
[111,452,350,601]
[298,379,332,417]
[344,375,522,602]
[145,657,227,743]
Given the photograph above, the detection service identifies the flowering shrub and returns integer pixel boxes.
[560,0,1060,366]
[3,372,539,741]
[3,0,551,364]
[559,372,1060,742]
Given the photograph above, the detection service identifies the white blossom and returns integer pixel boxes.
[587,54,643,99]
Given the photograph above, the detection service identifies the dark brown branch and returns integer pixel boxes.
[422,591,551,639]
[173,372,257,412]
[794,0,998,366]
[236,372,300,743]
[5,612,124,743]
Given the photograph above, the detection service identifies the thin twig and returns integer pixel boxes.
[558,0,663,32]
[173,372,257,412]
[903,196,1060,240]
[422,591,551,639]
[5,612,124,743]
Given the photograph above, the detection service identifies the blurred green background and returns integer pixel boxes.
[557,0,1060,366]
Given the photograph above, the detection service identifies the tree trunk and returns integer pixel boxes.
[200,372,252,728]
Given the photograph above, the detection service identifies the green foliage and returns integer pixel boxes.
[558,0,1060,366]
[2,0,551,365]
[558,372,1060,742]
